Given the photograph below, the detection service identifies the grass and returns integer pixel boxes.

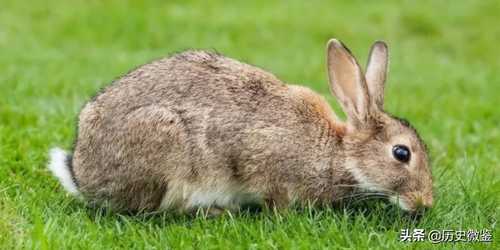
[0,0,498,249]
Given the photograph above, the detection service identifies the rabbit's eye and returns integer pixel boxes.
[392,145,411,163]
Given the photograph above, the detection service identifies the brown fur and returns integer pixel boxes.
[66,40,432,214]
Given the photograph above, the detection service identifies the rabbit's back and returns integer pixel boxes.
[72,51,340,212]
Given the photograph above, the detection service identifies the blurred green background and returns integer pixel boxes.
[0,0,498,249]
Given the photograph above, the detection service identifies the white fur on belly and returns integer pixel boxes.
[159,180,261,212]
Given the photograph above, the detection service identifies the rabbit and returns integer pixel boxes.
[48,39,433,215]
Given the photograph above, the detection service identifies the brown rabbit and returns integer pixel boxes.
[48,39,433,214]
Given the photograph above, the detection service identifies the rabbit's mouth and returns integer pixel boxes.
[390,195,411,211]
[390,193,433,213]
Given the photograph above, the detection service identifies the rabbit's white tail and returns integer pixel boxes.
[48,147,80,196]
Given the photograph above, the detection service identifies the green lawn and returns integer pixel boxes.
[1,0,498,249]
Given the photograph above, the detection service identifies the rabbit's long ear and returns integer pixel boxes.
[365,41,388,110]
[327,39,371,128]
